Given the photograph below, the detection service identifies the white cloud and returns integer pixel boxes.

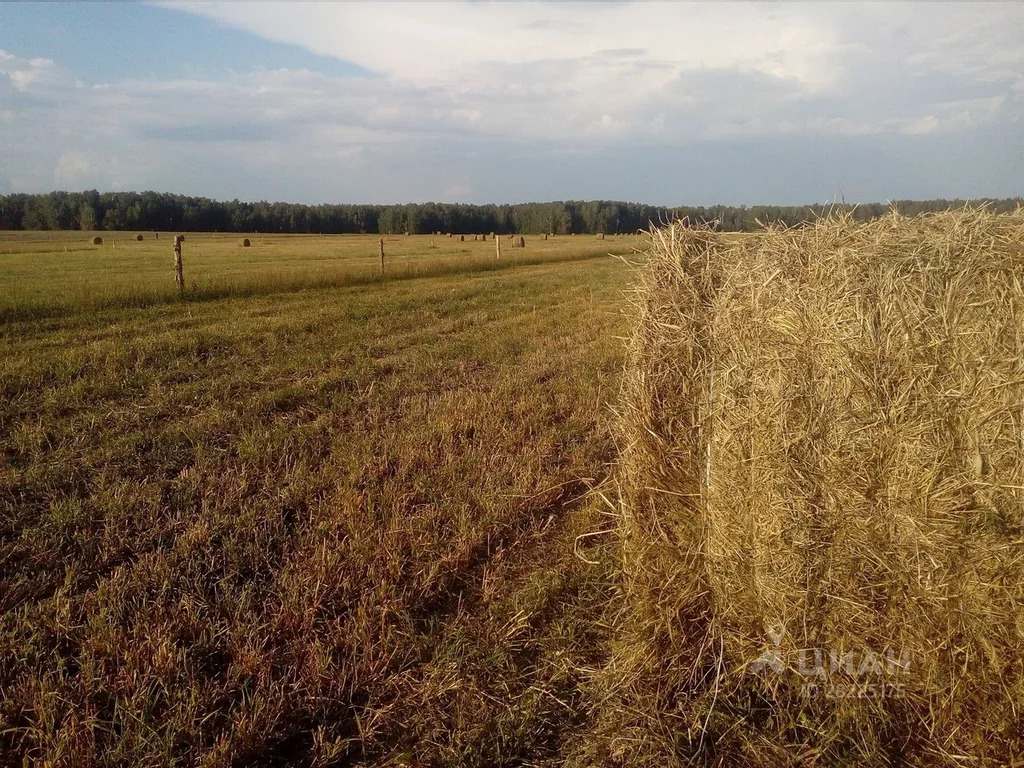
[2,4,1023,202]
[53,151,92,186]
[165,2,843,90]
[0,49,59,92]
[151,1,1024,146]
[902,115,941,136]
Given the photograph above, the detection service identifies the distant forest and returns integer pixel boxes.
[1,191,1021,235]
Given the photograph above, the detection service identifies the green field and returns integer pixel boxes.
[0,230,638,321]
[0,234,634,765]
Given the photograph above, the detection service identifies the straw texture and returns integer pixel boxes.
[601,209,1024,766]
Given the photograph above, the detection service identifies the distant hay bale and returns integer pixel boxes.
[176,235,185,242]
[517,236,525,248]
[596,232,605,240]
[603,209,1024,765]
[90,236,103,245]
[480,233,487,241]
[448,233,453,238]
[473,234,479,241]
[241,238,251,247]
[544,233,549,240]
[460,235,465,242]
[135,234,144,241]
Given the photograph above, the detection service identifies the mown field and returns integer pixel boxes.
[0,231,636,321]
[0,234,635,766]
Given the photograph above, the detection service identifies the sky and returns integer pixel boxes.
[0,1,1022,206]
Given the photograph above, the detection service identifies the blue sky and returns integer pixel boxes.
[1,1,1022,205]
[0,2,366,81]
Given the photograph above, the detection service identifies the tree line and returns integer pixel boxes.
[1,190,1020,235]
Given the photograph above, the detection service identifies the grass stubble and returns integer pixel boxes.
[0,231,637,322]
[0,240,633,766]
[4,211,1024,766]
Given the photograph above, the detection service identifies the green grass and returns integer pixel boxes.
[0,231,640,321]
[0,245,632,766]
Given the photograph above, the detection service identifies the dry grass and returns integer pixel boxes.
[0,255,633,766]
[15,209,1023,765]
[0,231,639,322]
[590,208,1024,767]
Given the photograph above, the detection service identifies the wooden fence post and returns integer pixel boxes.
[379,237,385,275]
[173,235,184,298]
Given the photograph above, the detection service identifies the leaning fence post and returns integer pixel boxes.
[173,235,184,298]
[379,237,385,275]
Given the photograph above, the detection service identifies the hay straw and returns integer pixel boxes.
[600,208,1024,766]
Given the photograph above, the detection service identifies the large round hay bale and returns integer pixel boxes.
[241,238,251,247]
[480,233,487,241]
[176,234,185,242]
[597,232,605,240]
[460,235,465,242]
[90,236,102,245]
[606,210,1024,765]
[135,234,144,241]
[517,236,525,248]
